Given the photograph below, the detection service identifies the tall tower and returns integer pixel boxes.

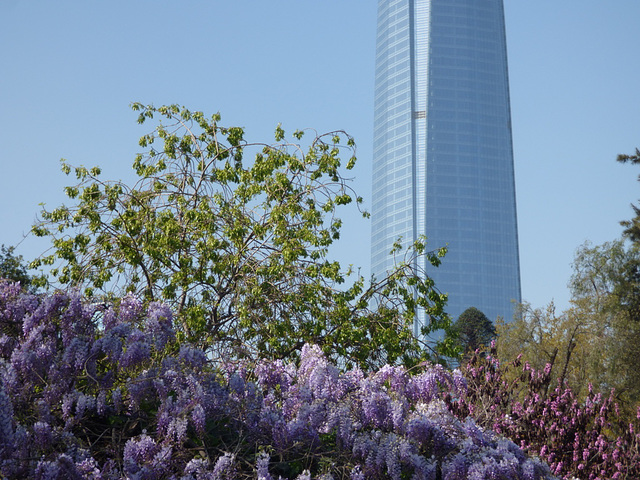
[371,0,521,326]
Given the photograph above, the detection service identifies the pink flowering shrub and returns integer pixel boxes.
[0,281,555,479]
[448,346,640,480]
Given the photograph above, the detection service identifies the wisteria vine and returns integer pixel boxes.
[0,280,555,479]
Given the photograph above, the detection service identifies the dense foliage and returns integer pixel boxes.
[570,240,640,412]
[450,345,640,480]
[497,240,640,422]
[30,104,453,369]
[0,282,555,479]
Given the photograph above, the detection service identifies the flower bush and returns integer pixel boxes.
[0,280,555,479]
[448,346,640,480]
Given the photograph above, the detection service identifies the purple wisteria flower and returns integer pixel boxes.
[211,452,236,479]
[256,452,272,480]
[118,294,145,323]
[119,339,151,370]
[123,433,173,479]
[144,302,175,349]
[0,282,567,479]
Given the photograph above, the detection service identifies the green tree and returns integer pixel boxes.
[453,307,496,357]
[494,151,640,418]
[496,240,640,415]
[0,244,33,291]
[496,301,598,400]
[569,240,640,412]
[31,103,453,369]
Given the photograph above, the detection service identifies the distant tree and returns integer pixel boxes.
[491,150,640,422]
[30,103,454,369]
[0,244,32,291]
[570,240,640,413]
[496,301,597,401]
[496,240,640,417]
[453,306,496,356]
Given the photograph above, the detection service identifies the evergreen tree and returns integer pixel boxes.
[453,307,496,356]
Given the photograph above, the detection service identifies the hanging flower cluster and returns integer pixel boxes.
[0,281,555,479]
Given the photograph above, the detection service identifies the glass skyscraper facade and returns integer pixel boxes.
[371,0,521,326]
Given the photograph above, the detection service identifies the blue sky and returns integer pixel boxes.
[1,1,639,313]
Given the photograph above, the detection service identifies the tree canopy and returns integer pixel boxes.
[571,240,640,409]
[497,240,640,420]
[30,104,454,369]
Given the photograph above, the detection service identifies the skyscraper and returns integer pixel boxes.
[371,0,521,327]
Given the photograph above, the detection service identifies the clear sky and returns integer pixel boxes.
[1,1,639,314]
